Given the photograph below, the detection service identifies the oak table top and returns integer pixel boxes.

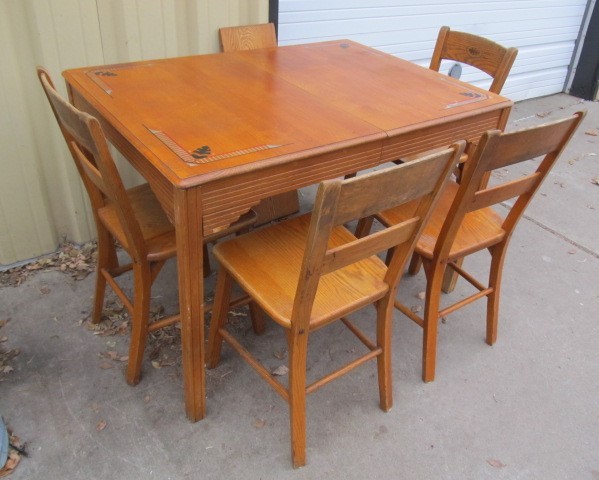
[63,39,512,421]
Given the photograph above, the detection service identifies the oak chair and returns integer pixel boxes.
[362,112,585,383]
[219,23,301,225]
[37,67,262,385]
[428,26,519,290]
[430,26,518,95]
[219,22,277,52]
[207,143,464,467]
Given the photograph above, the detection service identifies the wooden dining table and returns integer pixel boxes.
[63,39,512,422]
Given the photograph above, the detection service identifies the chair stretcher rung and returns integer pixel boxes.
[101,268,133,314]
[148,314,180,332]
[219,328,289,401]
[447,261,487,291]
[394,299,425,327]
[306,348,381,394]
[340,317,377,351]
[439,288,493,317]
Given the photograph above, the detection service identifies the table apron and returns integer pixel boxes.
[382,109,505,163]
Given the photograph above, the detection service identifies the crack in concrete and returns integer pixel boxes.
[499,202,599,259]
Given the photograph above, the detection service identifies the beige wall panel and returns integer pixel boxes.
[0,0,268,266]
[25,0,105,244]
[0,1,59,264]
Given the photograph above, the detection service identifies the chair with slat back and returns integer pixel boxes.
[218,23,301,226]
[207,142,464,467]
[363,112,585,383]
[425,26,519,290]
[430,26,518,95]
[37,67,262,386]
[219,23,277,52]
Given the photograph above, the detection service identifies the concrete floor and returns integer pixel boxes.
[1,93,598,479]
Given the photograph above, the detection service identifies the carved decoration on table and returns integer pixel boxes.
[147,128,286,165]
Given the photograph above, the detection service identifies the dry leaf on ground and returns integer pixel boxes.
[272,365,289,376]
[0,241,97,288]
[273,348,287,360]
[253,418,266,429]
[486,459,506,468]
[0,428,25,478]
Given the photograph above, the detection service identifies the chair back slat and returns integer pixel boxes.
[481,117,580,172]
[37,67,147,259]
[70,145,107,192]
[333,148,460,226]
[430,26,518,94]
[434,112,585,260]
[290,143,464,329]
[321,218,419,275]
[220,23,277,52]
[468,173,540,212]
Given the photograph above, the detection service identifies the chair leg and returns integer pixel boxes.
[288,328,309,468]
[126,263,152,386]
[92,229,118,324]
[202,244,212,278]
[441,257,463,293]
[376,296,393,412]
[407,252,422,275]
[207,266,233,369]
[249,301,266,334]
[486,245,507,346]
[354,215,374,238]
[422,261,445,382]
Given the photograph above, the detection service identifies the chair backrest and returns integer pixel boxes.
[430,26,518,94]
[37,67,147,260]
[434,112,585,260]
[219,23,277,52]
[291,143,465,329]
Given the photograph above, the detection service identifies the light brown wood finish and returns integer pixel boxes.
[62,40,511,421]
[207,144,464,467]
[370,112,585,383]
[219,23,300,225]
[219,23,277,52]
[429,26,518,291]
[37,67,261,386]
[430,26,518,95]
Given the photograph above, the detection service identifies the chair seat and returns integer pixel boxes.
[213,214,389,329]
[98,184,176,262]
[378,181,506,261]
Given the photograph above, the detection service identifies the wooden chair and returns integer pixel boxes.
[362,112,585,383]
[219,22,277,52]
[37,67,262,386]
[430,26,518,95]
[219,23,301,225]
[207,143,464,467]
[428,26,519,290]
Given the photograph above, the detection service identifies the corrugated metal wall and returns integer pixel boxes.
[278,0,590,102]
[0,0,268,266]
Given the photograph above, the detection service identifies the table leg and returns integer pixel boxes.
[174,187,206,422]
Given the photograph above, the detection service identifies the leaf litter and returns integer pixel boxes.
[0,320,19,382]
[0,241,97,288]
[0,241,255,376]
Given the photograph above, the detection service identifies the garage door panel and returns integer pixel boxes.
[279,0,590,102]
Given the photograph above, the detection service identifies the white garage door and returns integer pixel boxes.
[278,0,591,101]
